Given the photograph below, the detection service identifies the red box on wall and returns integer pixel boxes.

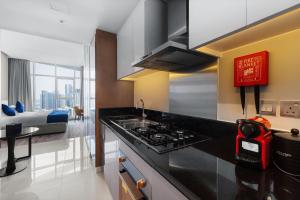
[234,51,269,87]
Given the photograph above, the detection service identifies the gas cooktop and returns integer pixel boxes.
[110,117,210,153]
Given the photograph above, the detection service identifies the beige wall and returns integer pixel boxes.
[133,29,300,131]
[134,71,169,112]
[218,29,300,131]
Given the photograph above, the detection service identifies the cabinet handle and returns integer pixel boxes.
[119,171,144,200]
[118,156,126,163]
[136,179,146,190]
[141,54,150,59]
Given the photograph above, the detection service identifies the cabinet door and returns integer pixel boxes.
[117,0,167,78]
[117,16,134,79]
[132,0,145,73]
[189,0,247,49]
[247,0,300,25]
[103,125,120,200]
[119,141,188,200]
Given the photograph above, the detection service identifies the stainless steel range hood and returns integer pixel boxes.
[133,41,217,72]
[133,0,218,72]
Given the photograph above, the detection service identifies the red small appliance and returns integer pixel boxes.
[235,117,272,170]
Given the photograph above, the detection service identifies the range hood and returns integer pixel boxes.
[133,0,217,72]
[133,41,217,72]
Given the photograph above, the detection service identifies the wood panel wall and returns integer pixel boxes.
[95,29,134,167]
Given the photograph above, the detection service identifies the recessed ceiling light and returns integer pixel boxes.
[49,1,69,14]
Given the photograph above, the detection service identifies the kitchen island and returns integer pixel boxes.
[99,107,300,200]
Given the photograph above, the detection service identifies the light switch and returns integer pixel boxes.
[262,104,273,112]
[260,100,276,116]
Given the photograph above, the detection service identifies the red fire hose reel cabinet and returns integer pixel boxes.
[234,51,269,114]
[234,51,269,87]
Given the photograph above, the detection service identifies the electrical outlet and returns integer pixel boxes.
[280,101,300,118]
[260,100,276,116]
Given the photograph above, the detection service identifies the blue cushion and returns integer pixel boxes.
[1,104,16,116]
[47,110,69,123]
[16,101,25,113]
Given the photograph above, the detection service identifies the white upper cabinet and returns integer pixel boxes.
[117,0,166,79]
[189,0,247,49]
[132,0,146,73]
[189,0,299,49]
[117,0,145,79]
[247,0,300,25]
[117,14,134,79]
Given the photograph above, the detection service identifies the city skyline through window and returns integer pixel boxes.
[30,62,82,111]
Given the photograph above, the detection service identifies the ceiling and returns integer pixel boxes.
[0,0,140,44]
[1,30,84,66]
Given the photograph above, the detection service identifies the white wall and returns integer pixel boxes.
[0,30,2,106]
[0,52,1,111]
[1,52,8,104]
[0,29,84,67]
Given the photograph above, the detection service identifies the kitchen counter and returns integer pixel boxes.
[99,107,300,200]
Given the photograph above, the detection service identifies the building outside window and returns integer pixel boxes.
[30,62,82,112]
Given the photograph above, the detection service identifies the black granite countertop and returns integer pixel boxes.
[99,108,300,200]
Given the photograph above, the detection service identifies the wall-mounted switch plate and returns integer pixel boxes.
[280,101,300,118]
[260,100,276,116]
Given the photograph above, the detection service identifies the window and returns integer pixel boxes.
[35,63,55,76]
[75,71,81,78]
[56,67,75,77]
[75,78,81,106]
[34,76,55,110]
[57,79,74,109]
[31,62,82,111]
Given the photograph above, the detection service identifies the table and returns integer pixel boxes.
[0,127,39,177]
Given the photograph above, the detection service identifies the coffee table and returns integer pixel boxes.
[0,127,39,177]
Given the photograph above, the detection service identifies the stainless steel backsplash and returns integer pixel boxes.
[169,67,217,119]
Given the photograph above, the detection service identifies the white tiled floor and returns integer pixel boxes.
[0,136,113,200]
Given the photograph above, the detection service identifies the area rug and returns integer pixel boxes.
[0,120,84,148]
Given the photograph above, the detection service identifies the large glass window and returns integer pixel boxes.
[75,78,81,106]
[35,76,56,110]
[57,79,74,109]
[56,67,75,77]
[34,63,55,76]
[31,62,82,111]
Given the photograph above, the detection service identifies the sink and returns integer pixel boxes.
[111,117,159,130]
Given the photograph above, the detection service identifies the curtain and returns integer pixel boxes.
[8,58,33,111]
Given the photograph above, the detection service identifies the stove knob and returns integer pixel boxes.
[177,133,184,139]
